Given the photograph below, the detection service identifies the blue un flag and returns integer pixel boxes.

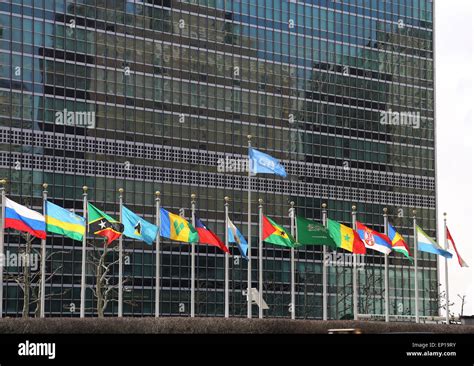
[249,147,287,177]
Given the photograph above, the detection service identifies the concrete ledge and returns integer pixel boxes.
[0,317,473,334]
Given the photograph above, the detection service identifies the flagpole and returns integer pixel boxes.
[383,207,389,323]
[258,198,263,319]
[289,201,295,320]
[40,183,48,318]
[413,209,419,323]
[80,185,88,318]
[0,179,7,318]
[118,188,124,317]
[155,191,161,318]
[247,134,252,319]
[322,203,328,321]
[224,196,230,318]
[190,193,196,318]
[351,205,358,321]
[443,212,449,324]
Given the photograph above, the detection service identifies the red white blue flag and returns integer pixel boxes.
[356,221,392,255]
[195,217,229,254]
[4,197,46,239]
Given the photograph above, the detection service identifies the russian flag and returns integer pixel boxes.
[195,217,229,254]
[4,197,46,239]
[356,221,392,255]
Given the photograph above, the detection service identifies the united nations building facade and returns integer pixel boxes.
[0,0,437,319]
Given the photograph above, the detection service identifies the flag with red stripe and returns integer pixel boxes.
[446,226,469,268]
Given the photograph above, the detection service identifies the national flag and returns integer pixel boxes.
[387,222,412,261]
[356,221,392,255]
[249,148,287,177]
[295,216,337,249]
[446,226,469,267]
[327,218,366,254]
[416,225,452,259]
[45,201,85,241]
[159,208,198,243]
[122,205,158,245]
[227,217,248,260]
[88,203,123,244]
[195,217,229,253]
[262,215,296,248]
[4,197,46,239]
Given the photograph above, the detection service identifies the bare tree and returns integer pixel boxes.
[21,233,32,317]
[86,239,136,317]
[88,240,117,317]
[5,232,70,317]
[335,266,353,319]
[429,283,455,320]
[358,272,384,315]
[335,268,384,319]
[457,294,467,317]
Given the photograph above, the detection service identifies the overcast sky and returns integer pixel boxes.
[436,0,473,316]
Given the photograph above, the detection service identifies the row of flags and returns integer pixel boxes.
[2,194,468,267]
[0,145,469,322]
[243,145,469,323]
[266,214,465,265]
[2,197,247,258]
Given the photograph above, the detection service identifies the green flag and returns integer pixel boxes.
[262,215,297,248]
[88,203,123,245]
[296,216,337,249]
